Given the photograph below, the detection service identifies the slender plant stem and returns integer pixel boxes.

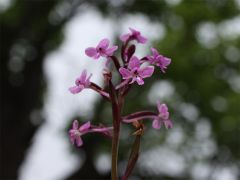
[111,122,120,180]
[108,79,121,180]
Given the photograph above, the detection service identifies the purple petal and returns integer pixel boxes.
[93,53,100,59]
[75,78,81,86]
[136,77,144,85]
[105,46,118,56]
[147,55,155,64]
[85,47,97,57]
[158,103,168,114]
[158,103,169,119]
[72,120,79,130]
[85,73,92,86]
[161,57,171,66]
[69,86,83,94]
[163,112,169,119]
[129,27,140,35]
[137,35,147,44]
[80,69,87,82]
[120,33,131,42]
[75,136,83,147]
[152,118,161,129]
[129,77,137,84]
[79,121,91,132]
[119,67,132,79]
[151,47,159,57]
[69,134,75,145]
[97,38,109,49]
[164,119,173,129]
[128,56,140,70]
[138,66,154,78]
[157,56,171,73]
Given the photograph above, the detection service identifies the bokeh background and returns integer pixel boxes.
[1,0,240,179]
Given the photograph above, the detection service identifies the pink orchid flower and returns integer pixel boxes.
[85,38,118,59]
[147,48,171,73]
[120,28,147,44]
[69,120,91,147]
[119,56,154,85]
[152,101,173,129]
[69,120,113,147]
[69,69,92,94]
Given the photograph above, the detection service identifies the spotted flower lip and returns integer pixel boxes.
[69,120,113,147]
[69,69,92,94]
[85,38,118,59]
[152,101,173,129]
[147,47,171,73]
[119,56,154,85]
[120,28,147,44]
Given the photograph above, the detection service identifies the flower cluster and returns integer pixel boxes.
[68,27,173,179]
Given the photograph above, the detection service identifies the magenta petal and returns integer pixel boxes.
[97,38,109,49]
[72,120,79,130]
[120,34,130,42]
[75,78,81,86]
[93,53,100,59]
[152,118,161,129]
[75,136,83,147]
[151,47,159,56]
[128,56,140,70]
[157,101,161,113]
[137,35,147,44]
[105,46,118,56]
[136,77,144,85]
[129,77,137,84]
[69,134,75,145]
[163,112,169,119]
[80,69,87,82]
[129,27,139,35]
[157,103,169,119]
[159,103,168,114]
[138,66,154,78]
[161,57,171,66]
[164,120,173,129]
[85,73,92,86]
[79,121,91,131]
[119,67,132,79]
[69,86,83,94]
[85,47,97,57]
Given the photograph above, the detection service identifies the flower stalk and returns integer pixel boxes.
[108,77,121,180]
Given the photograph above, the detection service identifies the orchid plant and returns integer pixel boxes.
[69,28,172,180]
